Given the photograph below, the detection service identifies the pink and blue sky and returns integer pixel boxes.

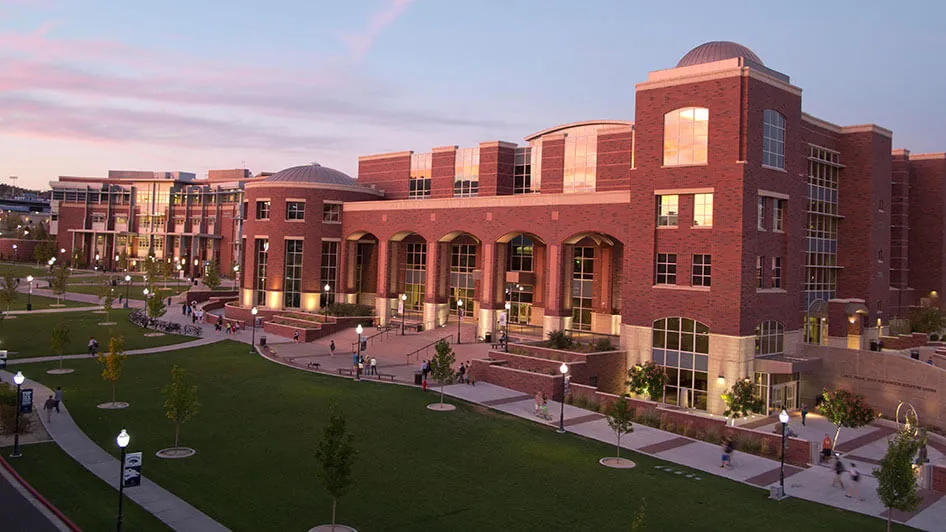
[1,0,944,189]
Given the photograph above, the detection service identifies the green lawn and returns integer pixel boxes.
[26,342,910,532]
[2,442,170,531]
[64,282,190,301]
[0,263,53,278]
[0,292,87,311]
[1,308,193,358]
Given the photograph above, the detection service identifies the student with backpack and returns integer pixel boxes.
[846,463,861,499]
[88,337,99,358]
[832,456,845,488]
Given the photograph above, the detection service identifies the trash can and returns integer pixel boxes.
[260,336,267,347]
[911,349,920,360]
[484,332,492,343]
[869,340,878,351]
[193,279,198,286]
[414,371,423,385]
[416,323,423,332]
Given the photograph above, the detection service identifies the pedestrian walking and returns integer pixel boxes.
[293,330,300,343]
[44,395,56,423]
[370,356,377,375]
[329,340,335,357]
[54,386,62,413]
[832,456,845,488]
[466,360,475,385]
[422,360,430,380]
[88,336,98,358]
[167,296,172,307]
[846,463,861,499]
[458,362,466,384]
[182,302,188,314]
[721,438,734,468]
[534,390,542,416]
[801,403,808,426]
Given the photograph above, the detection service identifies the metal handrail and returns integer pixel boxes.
[406,333,454,363]
[351,325,396,351]
[564,328,619,347]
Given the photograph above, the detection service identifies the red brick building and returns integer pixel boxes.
[48,41,946,415]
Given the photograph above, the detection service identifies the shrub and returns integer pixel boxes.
[0,383,33,435]
[682,421,693,438]
[759,438,771,458]
[665,422,676,434]
[325,303,375,317]
[931,333,940,342]
[637,411,661,428]
[546,329,573,350]
[733,434,762,455]
[592,338,614,352]
[704,427,722,444]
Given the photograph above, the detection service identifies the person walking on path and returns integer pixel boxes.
[832,457,845,489]
[167,296,172,307]
[54,386,62,413]
[466,360,475,385]
[88,337,98,358]
[370,356,377,375]
[801,403,808,426]
[293,331,300,343]
[845,463,861,499]
[822,433,833,461]
[329,340,335,357]
[720,438,734,468]
[44,395,56,423]
[457,362,466,384]
[534,391,542,416]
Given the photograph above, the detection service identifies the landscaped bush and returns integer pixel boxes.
[592,337,614,352]
[546,329,574,350]
[703,427,722,444]
[0,382,32,435]
[931,333,940,341]
[636,411,661,428]
[325,303,374,317]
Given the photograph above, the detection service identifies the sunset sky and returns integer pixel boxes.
[1,0,944,189]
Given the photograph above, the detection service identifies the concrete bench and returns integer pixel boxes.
[491,343,505,350]
[376,373,396,382]
[337,367,354,376]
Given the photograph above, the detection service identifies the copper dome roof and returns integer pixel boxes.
[263,163,356,186]
[677,41,763,68]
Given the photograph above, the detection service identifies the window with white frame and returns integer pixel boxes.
[651,317,710,410]
[284,240,303,308]
[322,203,340,223]
[514,147,532,194]
[693,193,713,227]
[286,201,305,221]
[763,109,786,169]
[255,200,270,220]
[691,254,711,287]
[771,257,782,288]
[755,320,784,355]
[663,107,709,166]
[656,253,677,285]
[656,195,679,227]
[757,256,764,288]
[773,199,785,231]
[757,197,766,230]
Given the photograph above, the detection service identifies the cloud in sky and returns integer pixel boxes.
[340,0,415,62]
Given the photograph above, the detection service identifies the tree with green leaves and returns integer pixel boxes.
[50,321,71,372]
[71,247,86,268]
[50,265,70,304]
[604,396,634,460]
[145,280,167,321]
[162,365,200,448]
[910,306,945,334]
[721,378,765,425]
[98,335,127,404]
[818,389,876,451]
[428,339,456,407]
[117,249,129,272]
[96,280,115,322]
[0,273,18,311]
[32,239,57,263]
[875,432,922,532]
[314,409,356,532]
[203,258,221,290]
[626,361,668,401]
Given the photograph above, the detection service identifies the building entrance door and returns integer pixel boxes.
[770,380,798,412]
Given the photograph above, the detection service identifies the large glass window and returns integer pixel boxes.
[563,128,597,193]
[652,318,710,410]
[508,235,533,272]
[805,145,841,311]
[572,247,595,331]
[255,200,271,220]
[514,147,532,194]
[286,201,305,221]
[691,254,711,287]
[506,283,533,325]
[763,110,786,170]
[404,243,427,311]
[755,320,784,356]
[656,253,677,285]
[409,152,432,199]
[453,148,479,197]
[254,239,269,306]
[656,195,679,227]
[284,240,303,308]
[320,241,338,307]
[693,193,713,227]
[450,244,476,314]
[322,203,340,223]
[663,107,709,166]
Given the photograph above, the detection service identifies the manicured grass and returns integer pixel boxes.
[0,292,86,311]
[64,283,189,301]
[28,342,910,532]
[2,442,170,531]
[1,308,192,358]
[0,263,52,278]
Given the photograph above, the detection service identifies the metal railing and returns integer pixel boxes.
[350,325,396,351]
[405,333,454,363]
[506,322,544,339]
[564,328,619,348]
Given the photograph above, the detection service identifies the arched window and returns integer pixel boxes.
[755,320,784,355]
[663,107,709,166]
[762,110,786,169]
[651,317,709,410]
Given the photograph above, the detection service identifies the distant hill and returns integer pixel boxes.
[0,184,49,200]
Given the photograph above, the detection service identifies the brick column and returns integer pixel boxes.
[339,239,358,305]
[543,243,569,334]
[424,241,449,329]
[375,240,395,325]
[477,242,507,339]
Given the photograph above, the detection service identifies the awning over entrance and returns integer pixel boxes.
[753,355,822,374]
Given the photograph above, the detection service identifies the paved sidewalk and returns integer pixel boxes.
[0,369,229,532]
[8,337,221,366]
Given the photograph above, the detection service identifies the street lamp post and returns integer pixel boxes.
[323,283,331,316]
[400,294,407,335]
[355,324,364,381]
[10,371,25,457]
[123,275,131,308]
[456,299,463,344]
[11,244,17,264]
[250,307,258,353]
[504,301,511,352]
[116,428,130,532]
[778,408,789,499]
[558,363,568,433]
[26,275,33,311]
[233,264,240,291]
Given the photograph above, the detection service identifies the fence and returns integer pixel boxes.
[406,334,454,363]
[564,329,619,348]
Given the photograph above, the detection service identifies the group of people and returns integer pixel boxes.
[214,320,241,335]
[183,301,206,324]
[418,359,475,388]
[832,456,862,499]
[354,352,377,376]
[42,387,64,422]
[534,391,550,420]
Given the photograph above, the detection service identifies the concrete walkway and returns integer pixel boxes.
[8,337,221,366]
[0,368,229,532]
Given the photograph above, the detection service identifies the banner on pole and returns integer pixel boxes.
[123,452,142,488]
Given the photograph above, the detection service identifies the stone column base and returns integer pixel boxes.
[376,297,394,326]
[478,308,497,340]
[543,315,569,337]
[424,302,449,331]
[342,293,357,305]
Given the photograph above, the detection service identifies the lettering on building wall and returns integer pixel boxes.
[841,374,937,394]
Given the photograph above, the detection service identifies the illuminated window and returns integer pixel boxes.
[320,241,338,307]
[409,153,432,199]
[652,317,710,410]
[508,235,533,272]
[773,199,785,231]
[284,240,303,308]
[763,110,786,169]
[563,128,597,193]
[454,148,479,197]
[254,239,269,306]
[572,247,594,330]
[656,195,679,226]
[663,107,709,166]
[450,244,476,314]
[755,321,784,355]
[693,193,713,227]
[404,243,427,311]
[691,255,711,287]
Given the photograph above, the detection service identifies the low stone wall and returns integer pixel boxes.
[471,359,561,399]
[933,465,946,493]
[183,290,238,304]
[881,333,930,350]
[263,321,322,343]
[498,346,626,394]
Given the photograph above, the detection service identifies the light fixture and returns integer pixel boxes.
[124,275,131,282]
[848,315,857,324]
[504,302,511,310]
[116,428,130,448]
[13,371,24,386]
[560,362,569,375]
[324,283,331,292]
[778,409,789,424]
[356,324,363,335]
[251,306,258,316]
[143,288,149,296]
[60,248,66,253]
[27,275,33,283]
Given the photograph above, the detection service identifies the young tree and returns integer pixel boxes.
[428,339,456,407]
[97,335,127,404]
[314,410,356,532]
[203,258,221,290]
[96,281,115,322]
[604,396,634,460]
[721,378,765,425]
[818,388,876,450]
[50,265,70,304]
[626,361,668,401]
[162,365,200,448]
[50,321,71,372]
[910,306,945,334]
[32,239,57,263]
[875,432,922,532]
[145,282,167,321]
[71,247,87,268]
[0,273,19,311]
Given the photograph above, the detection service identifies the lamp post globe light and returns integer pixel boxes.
[250,307,258,353]
[123,275,131,308]
[10,371,25,458]
[456,299,463,344]
[504,301,512,352]
[116,428,130,532]
[26,275,33,311]
[777,408,790,499]
[400,293,407,336]
[558,363,569,433]
[355,324,364,381]
[11,243,16,263]
[323,283,331,316]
